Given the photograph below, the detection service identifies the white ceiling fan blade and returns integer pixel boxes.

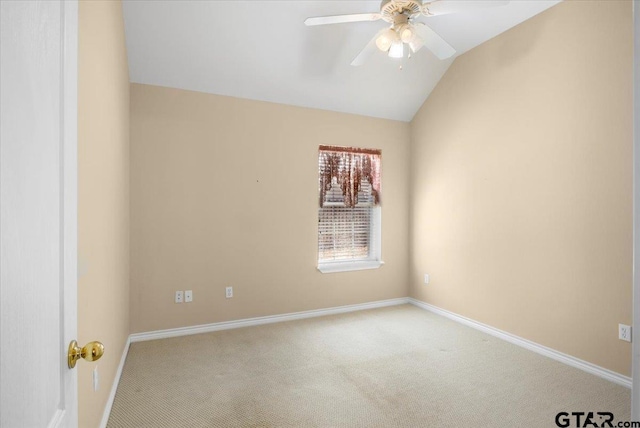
[351,28,386,66]
[304,13,381,26]
[413,23,455,59]
[423,1,509,17]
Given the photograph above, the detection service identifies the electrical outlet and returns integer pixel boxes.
[225,286,233,299]
[175,291,183,303]
[93,366,99,391]
[185,290,193,303]
[619,324,632,342]
[424,274,430,284]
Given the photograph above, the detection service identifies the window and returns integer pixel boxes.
[317,145,383,273]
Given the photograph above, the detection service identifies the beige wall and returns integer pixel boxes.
[130,84,410,333]
[78,1,130,426]
[410,0,632,375]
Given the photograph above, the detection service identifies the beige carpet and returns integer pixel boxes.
[107,305,630,428]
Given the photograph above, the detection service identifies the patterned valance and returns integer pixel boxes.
[318,145,382,208]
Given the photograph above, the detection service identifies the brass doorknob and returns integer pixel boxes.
[68,340,104,369]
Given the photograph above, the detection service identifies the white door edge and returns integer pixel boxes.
[62,0,79,426]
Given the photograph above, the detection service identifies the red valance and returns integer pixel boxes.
[318,145,381,208]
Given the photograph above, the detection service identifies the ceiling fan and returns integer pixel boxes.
[305,0,509,66]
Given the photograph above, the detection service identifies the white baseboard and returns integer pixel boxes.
[130,297,410,343]
[99,336,131,428]
[408,298,632,389]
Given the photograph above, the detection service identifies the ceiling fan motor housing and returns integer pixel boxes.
[380,0,423,23]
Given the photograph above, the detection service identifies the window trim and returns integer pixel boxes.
[317,260,384,274]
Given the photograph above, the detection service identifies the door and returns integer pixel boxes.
[1,1,78,427]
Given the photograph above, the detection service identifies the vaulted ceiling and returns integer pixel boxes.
[123,1,561,122]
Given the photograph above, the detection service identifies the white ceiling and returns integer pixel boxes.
[123,0,561,122]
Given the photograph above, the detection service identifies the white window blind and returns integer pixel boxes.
[318,178,374,262]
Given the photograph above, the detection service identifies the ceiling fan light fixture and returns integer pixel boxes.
[375,28,397,52]
[408,33,424,53]
[388,41,404,59]
[407,22,426,53]
[409,35,425,53]
[398,24,415,44]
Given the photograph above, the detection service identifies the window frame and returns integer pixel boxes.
[317,177,383,274]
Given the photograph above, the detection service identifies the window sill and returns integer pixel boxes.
[317,260,384,274]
